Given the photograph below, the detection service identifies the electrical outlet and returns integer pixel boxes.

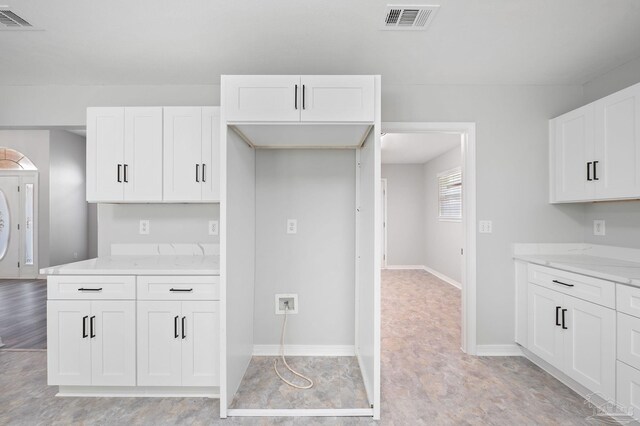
[73,252,78,259]
[139,220,150,235]
[287,219,297,234]
[208,220,219,236]
[593,219,606,236]
[479,220,493,234]
[275,294,298,314]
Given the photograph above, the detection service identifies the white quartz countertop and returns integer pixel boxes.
[40,255,220,276]
[514,253,640,287]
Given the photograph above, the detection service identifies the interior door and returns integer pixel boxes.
[90,300,136,386]
[527,283,564,369]
[562,296,616,401]
[201,107,221,201]
[137,301,182,386]
[553,104,595,202]
[223,75,301,122]
[87,107,125,201]
[0,177,20,278]
[300,75,375,122]
[594,83,640,199]
[47,300,91,385]
[124,107,163,201]
[163,107,203,201]
[181,301,220,386]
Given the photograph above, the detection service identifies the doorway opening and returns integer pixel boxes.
[380,122,476,354]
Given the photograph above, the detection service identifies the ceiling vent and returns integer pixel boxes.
[382,5,439,31]
[0,7,38,30]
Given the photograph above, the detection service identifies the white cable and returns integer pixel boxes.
[273,305,314,389]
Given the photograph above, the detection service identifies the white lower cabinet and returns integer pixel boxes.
[48,300,135,386]
[617,361,640,420]
[527,282,615,400]
[137,300,219,387]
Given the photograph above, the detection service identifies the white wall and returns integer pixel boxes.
[0,130,50,268]
[383,84,586,345]
[381,164,425,266]
[97,203,218,256]
[423,146,463,283]
[253,149,356,346]
[580,57,640,248]
[49,130,89,266]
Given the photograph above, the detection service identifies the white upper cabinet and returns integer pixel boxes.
[223,75,375,123]
[163,107,221,202]
[300,75,375,122]
[87,107,163,202]
[594,84,640,199]
[223,75,301,122]
[550,82,640,202]
[552,105,595,202]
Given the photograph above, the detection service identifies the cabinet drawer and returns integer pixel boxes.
[48,276,135,300]
[617,284,640,318]
[137,276,219,300]
[618,312,640,370]
[527,264,615,308]
[616,361,640,422]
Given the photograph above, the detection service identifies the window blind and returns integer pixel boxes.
[438,168,462,220]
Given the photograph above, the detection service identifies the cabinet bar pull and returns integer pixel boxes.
[555,306,561,326]
[82,315,88,338]
[117,164,122,183]
[295,84,298,110]
[302,85,306,110]
[181,316,186,339]
[169,288,193,292]
[552,279,574,288]
[202,164,206,182]
[78,287,102,292]
[561,309,568,330]
[90,316,96,338]
[593,161,599,181]
[174,315,179,338]
[196,164,200,182]
[124,164,129,183]
[587,162,592,181]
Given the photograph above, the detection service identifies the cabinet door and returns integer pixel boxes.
[137,301,182,386]
[124,107,163,201]
[527,284,564,369]
[181,301,220,386]
[552,104,595,202]
[594,83,640,199]
[616,361,640,422]
[163,107,203,201]
[47,300,91,385]
[223,75,301,122]
[562,296,616,401]
[90,301,136,386]
[300,75,375,122]
[87,107,124,202]
[201,107,221,201]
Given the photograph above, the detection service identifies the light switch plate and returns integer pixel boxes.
[593,219,606,236]
[208,220,219,236]
[479,220,493,234]
[139,220,150,235]
[287,219,297,234]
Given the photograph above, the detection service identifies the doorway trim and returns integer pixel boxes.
[380,178,387,268]
[381,122,477,355]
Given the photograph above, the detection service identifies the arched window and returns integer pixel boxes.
[0,148,37,170]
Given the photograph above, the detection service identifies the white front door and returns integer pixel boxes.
[0,177,20,278]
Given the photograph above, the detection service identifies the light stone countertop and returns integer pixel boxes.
[40,255,220,276]
[513,252,640,287]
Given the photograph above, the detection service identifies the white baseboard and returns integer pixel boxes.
[476,344,523,356]
[422,266,462,289]
[383,265,425,270]
[253,345,355,357]
[227,408,374,417]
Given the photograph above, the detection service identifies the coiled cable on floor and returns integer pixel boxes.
[273,304,314,389]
